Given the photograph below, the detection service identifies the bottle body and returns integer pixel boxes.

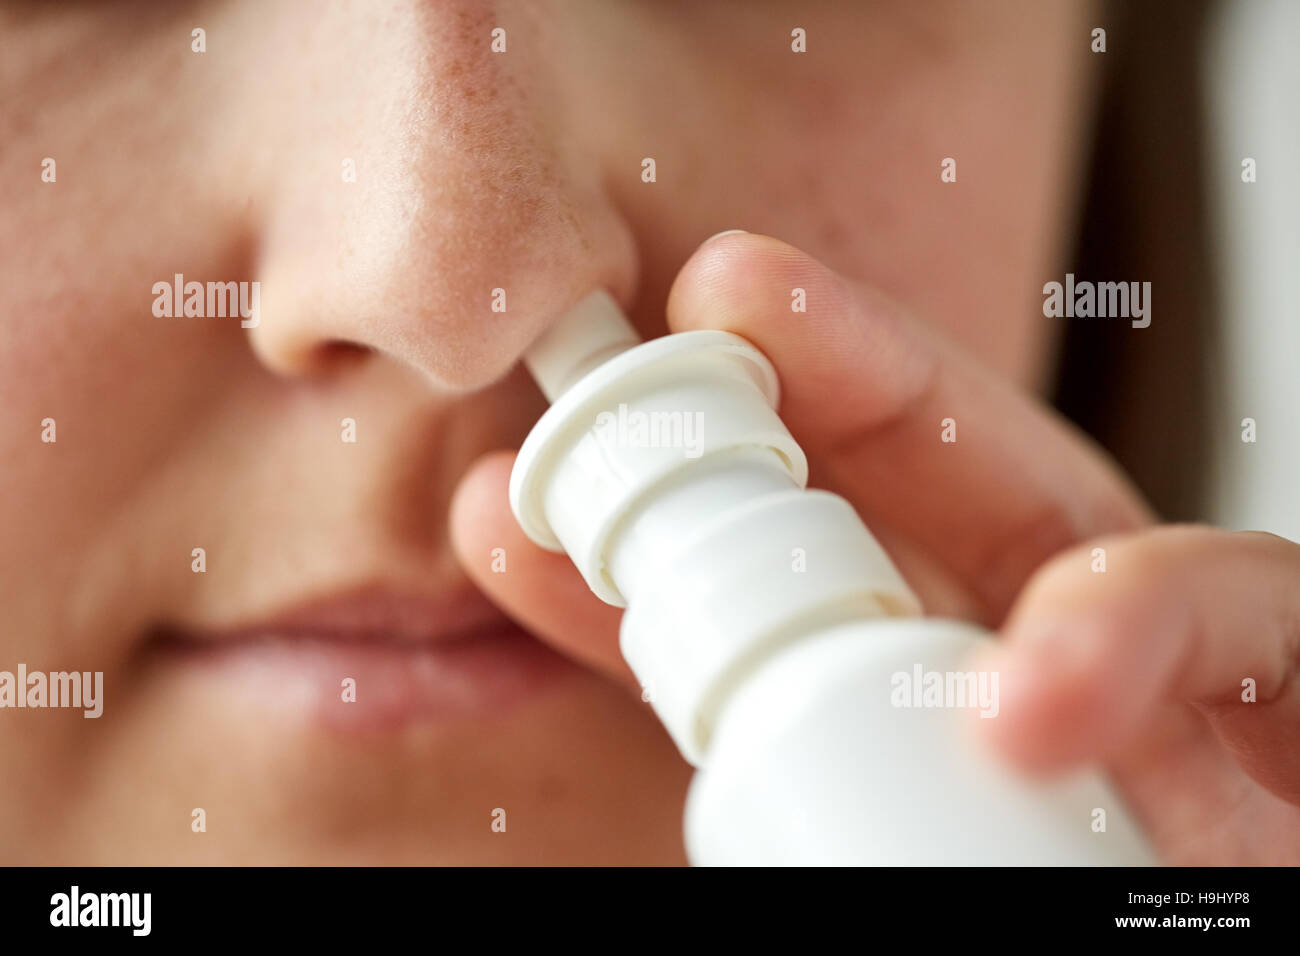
[683,617,1154,866]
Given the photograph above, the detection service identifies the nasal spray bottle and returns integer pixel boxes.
[510,290,1154,865]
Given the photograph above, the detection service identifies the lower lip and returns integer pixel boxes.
[154,623,576,731]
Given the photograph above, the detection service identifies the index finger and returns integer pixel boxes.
[667,232,1152,621]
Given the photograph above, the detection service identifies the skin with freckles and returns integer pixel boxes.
[3,1,1297,865]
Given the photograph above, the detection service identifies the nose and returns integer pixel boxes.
[247,1,639,389]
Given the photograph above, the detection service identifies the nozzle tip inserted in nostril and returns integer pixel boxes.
[523,290,643,403]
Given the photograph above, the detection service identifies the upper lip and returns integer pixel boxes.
[164,582,513,647]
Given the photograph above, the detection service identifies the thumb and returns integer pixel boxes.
[449,450,639,693]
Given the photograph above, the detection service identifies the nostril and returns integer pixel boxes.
[297,340,376,377]
[320,340,375,362]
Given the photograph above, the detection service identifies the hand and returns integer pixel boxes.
[450,232,1299,863]
[974,524,1300,864]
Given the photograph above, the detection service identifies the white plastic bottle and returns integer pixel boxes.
[510,290,1154,865]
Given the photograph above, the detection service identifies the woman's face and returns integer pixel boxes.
[0,1,1092,862]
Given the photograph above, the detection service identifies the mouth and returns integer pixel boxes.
[148,585,576,731]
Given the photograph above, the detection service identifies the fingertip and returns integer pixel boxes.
[986,605,1178,775]
[448,450,517,567]
[666,233,935,450]
[448,451,635,690]
[966,643,1082,774]
[667,232,849,336]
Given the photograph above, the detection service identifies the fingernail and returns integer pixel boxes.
[698,229,747,249]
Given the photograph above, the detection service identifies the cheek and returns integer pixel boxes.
[774,21,1088,389]
[0,3,262,467]
[0,192,255,539]
[0,30,259,643]
[581,3,1081,390]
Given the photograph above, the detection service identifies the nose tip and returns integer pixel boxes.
[242,1,639,391]
[249,192,640,390]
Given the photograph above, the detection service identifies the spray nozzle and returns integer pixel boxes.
[523,290,642,403]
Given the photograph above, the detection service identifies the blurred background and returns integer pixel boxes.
[1056,0,1298,540]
